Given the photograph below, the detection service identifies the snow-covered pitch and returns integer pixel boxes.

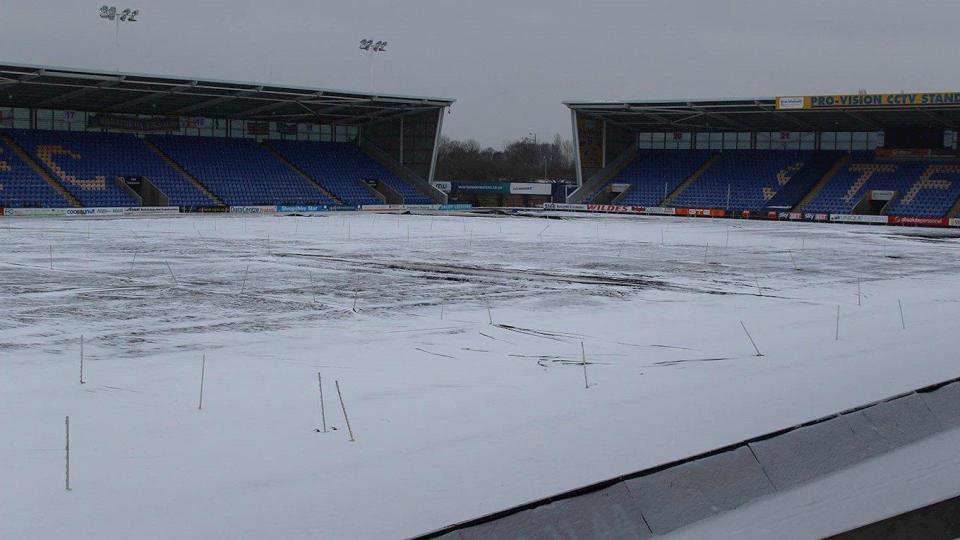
[2,212,959,539]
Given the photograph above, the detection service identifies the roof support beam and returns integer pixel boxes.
[0,70,44,88]
[33,77,124,108]
[234,100,296,119]
[840,110,882,131]
[917,108,958,129]
[101,81,199,112]
[174,86,263,114]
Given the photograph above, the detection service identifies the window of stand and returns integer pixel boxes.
[6,109,367,146]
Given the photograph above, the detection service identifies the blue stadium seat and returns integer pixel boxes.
[804,152,960,217]
[4,129,219,208]
[270,140,431,205]
[599,150,713,206]
[672,150,817,211]
[149,136,336,207]
[0,136,72,208]
[764,152,845,210]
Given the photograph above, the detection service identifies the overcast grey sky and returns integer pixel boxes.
[1,1,958,146]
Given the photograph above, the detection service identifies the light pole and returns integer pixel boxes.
[359,39,388,91]
[99,5,139,43]
[528,132,546,180]
[100,5,139,71]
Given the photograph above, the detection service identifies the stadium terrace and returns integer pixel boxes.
[562,93,960,226]
[0,61,454,212]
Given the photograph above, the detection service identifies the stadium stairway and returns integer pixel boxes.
[764,151,846,210]
[792,154,851,213]
[610,150,714,207]
[947,192,960,218]
[358,137,445,204]
[566,145,638,204]
[0,132,81,207]
[142,139,225,207]
[261,142,345,205]
[662,153,721,206]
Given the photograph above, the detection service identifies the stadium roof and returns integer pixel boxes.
[0,61,455,124]
[564,94,960,133]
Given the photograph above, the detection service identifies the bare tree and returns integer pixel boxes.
[436,134,575,181]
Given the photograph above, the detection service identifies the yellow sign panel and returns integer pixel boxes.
[776,92,960,110]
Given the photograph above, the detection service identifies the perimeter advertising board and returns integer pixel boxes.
[509,183,552,195]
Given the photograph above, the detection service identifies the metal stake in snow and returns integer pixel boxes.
[898,299,906,329]
[198,355,206,410]
[239,263,250,295]
[79,335,85,384]
[165,261,178,286]
[65,416,71,491]
[487,306,493,325]
[539,225,549,242]
[740,321,763,356]
[725,227,730,249]
[317,373,328,433]
[580,341,589,389]
[660,228,664,247]
[617,243,625,258]
[789,251,798,271]
[49,244,53,270]
[439,298,444,320]
[755,276,763,296]
[352,276,360,312]
[129,250,137,274]
[335,380,355,442]
[857,275,862,306]
[704,243,709,264]
[835,305,840,341]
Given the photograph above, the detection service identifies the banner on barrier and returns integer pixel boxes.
[454,182,510,194]
[2,208,69,217]
[889,216,948,227]
[586,204,640,214]
[360,204,405,211]
[643,207,676,215]
[277,205,330,213]
[543,203,587,211]
[4,206,179,217]
[439,203,473,210]
[804,212,830,222]
[123,206,179,215]
[677,208,725,217]
[510,182,552,195]
[829,214,889,224]
[950,218,960,227]
[229,206,276,214]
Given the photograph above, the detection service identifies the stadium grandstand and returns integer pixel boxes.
[0,62,452,210]
[563,93,960,224]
